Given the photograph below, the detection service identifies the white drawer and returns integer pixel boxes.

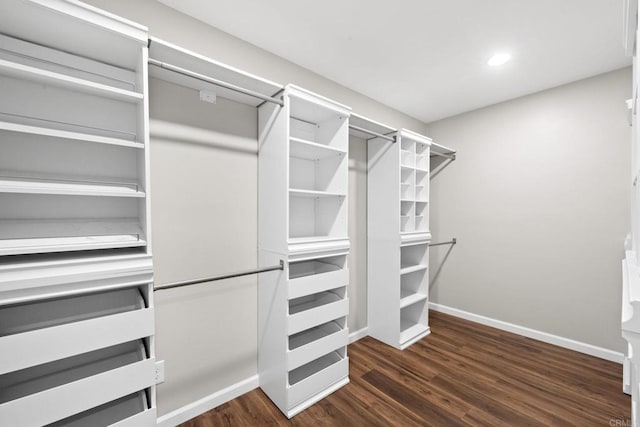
[288,268,348,300]
[53,391,155,427]
[287,351,348,409]
[288,320,348,371]
[288,292,348,335]
[0,341,156,427]
[0,287,153,374]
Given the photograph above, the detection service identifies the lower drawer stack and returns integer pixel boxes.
[0,254,157,427]
[259,250,350,418]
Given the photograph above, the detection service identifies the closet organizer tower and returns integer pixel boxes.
[367,129,433,349]
[0,1,157,426]
[259,85,352,417]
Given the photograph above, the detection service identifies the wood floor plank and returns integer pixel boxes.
[180,311,630,426]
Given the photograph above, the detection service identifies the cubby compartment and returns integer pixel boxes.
[0,193,145,255]
[0,340,155,426]
[401,243,428,271]
[288,317,347,371]
[415,142,429,170]
[400,298,428,344]
[288,255,348,299]
[289,148,347,194]
[289,194,347,240]
[400,138,415,167]
[415,170,428,202]
[400,269,428,308]
[400,167,415,200]
[400,201,415,233]
[289,96,347,150]
[288,287,348,335]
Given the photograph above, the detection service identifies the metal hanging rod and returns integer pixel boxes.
[431,151,456,160]
[429,238,457,247]
[154,260,285,291]
[148,58,285,107]
[349,124,396,143]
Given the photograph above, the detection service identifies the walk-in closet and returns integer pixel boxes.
[0,0,634,425]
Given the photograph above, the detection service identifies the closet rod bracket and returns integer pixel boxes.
[429,238,457,247]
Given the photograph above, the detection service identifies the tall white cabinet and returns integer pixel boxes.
[368,129,432,349]
[0,1,156,425]
[258,85,352,418]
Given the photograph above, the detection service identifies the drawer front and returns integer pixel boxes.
[287,298,348,335]
[0,307,154,375]
[110,408,157,427]
[0,358,156,427]
[288,268,348,300]
[288,327,348,371]
[287,356,348,409]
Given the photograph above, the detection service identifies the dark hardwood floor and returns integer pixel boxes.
[181,311,630,426]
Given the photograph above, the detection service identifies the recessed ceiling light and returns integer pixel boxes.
[488,53,511,67]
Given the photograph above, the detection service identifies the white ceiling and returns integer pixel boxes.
[157,0,630,123]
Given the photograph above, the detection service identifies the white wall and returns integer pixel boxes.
[427,68,631,352]
[81,0,414,418]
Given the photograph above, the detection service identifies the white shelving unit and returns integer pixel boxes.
[0,1,151,256]
[367,128,433,350]
[259,85,351,417]
[623,2,640,425]
[0,1,156,426]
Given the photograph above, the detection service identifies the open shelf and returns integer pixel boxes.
[400,292,428,309]
[400,264,428,275]
[289,189,346,198]
[290,137,346,160]
[0,59,143,104]
[0,173,144,198]
[0,216,145,256]
[0,121,143,149]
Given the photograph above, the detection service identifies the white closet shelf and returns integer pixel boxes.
[400,322,429,344]
[0,59,143,104]
[400,292,428,309]
[0,121,143,149]
[415,167,429,173]
[289,189,346,198]
[400,199,416,203]
[0,235,146,256]
[289,137,346,160]
[400,264,427,275]
[0,175,145,198]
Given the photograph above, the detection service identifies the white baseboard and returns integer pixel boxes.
[156,375,259,427]
[349,327,368,344]
[429,302,624,364]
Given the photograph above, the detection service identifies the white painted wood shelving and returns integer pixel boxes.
[259,85,352,417]
[623,2,640,425]
[367,126,433,350]
[0,1,157,425]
